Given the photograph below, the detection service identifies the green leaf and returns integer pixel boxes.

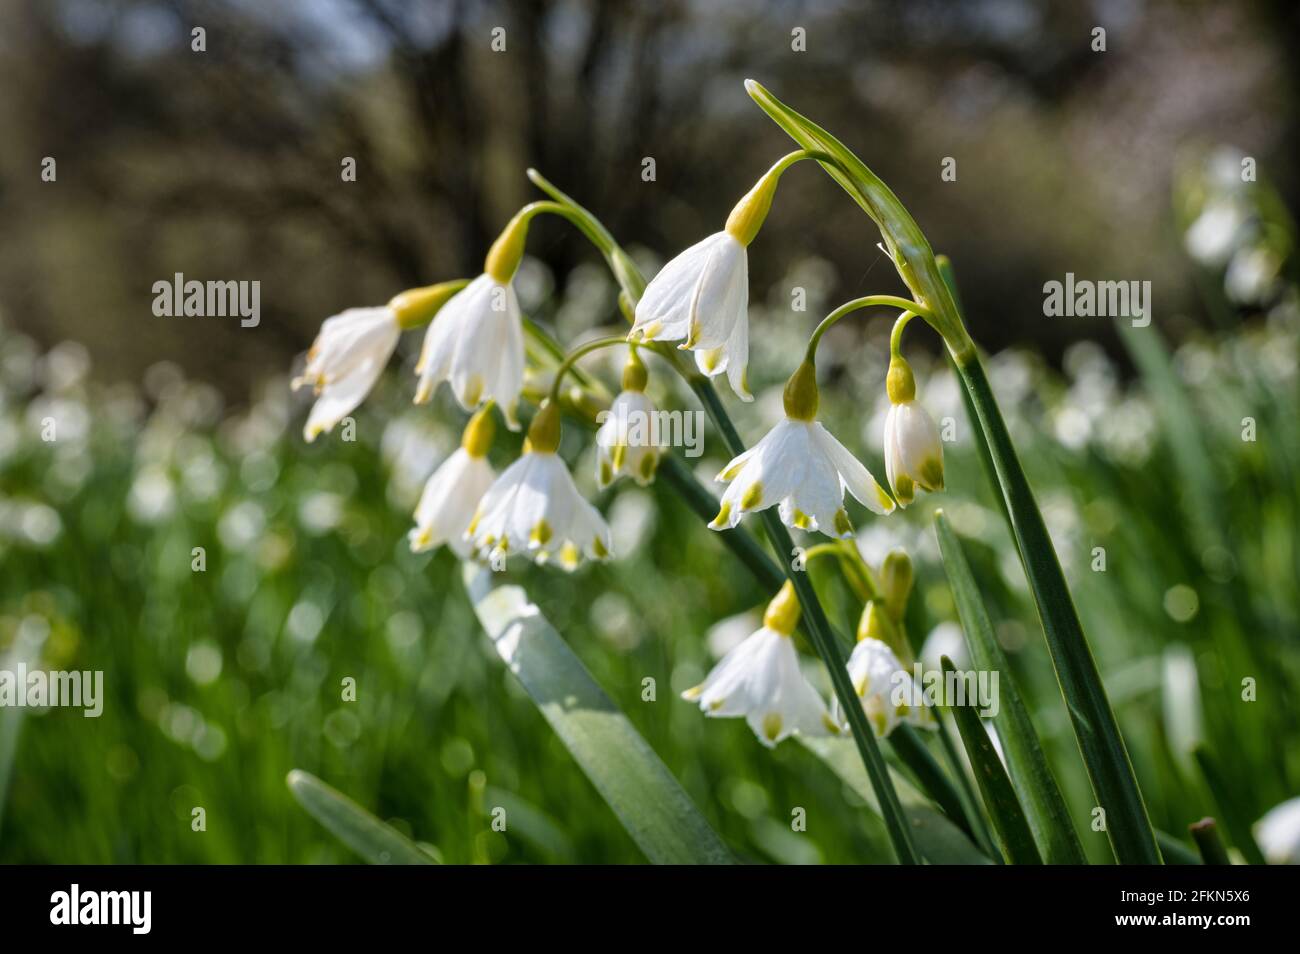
[888,723,985,848]
[286,770,436,865]
[952,351,1161,864]
[934,511,1086,864]
[941,656,1042,865]
[463,565,735,865]
[0,626,47,833]
[801,737,993,864]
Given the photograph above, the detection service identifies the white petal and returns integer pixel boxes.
[817,422,894,515]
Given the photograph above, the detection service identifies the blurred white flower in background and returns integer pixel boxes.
[1255,797,1300,865]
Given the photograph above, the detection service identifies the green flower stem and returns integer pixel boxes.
[656,455,785,592]
[1156,830,1202,865]
[692,379,921,864]
[1189,818,1232,866]
[547,335,631,403]
[805,296,928,363]
[954,350,1160,864]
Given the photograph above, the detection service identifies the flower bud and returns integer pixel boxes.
[879,549,914,620]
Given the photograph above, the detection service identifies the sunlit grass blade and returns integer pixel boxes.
[286,770,436,865]
[1192,745,1266,865]
[463,565,735,865]
[941,656,1042,864]
[934,510,1086,863]
[0,625,47,834]
[802,737,993,864]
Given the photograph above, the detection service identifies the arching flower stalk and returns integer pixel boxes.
[682,581,838,747]
[294,281,465,441]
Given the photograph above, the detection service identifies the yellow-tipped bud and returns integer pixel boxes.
[879,549,914,620]
[782,360,820,421]
[622,348,648,392]
[886,355,916,404]
[763,580,801,636]
[389,280,467,331]
[524,400,562,454]
[484,212,531,284]
[460,405,496,458]
[724,168,781,247]
[856,599,914,666]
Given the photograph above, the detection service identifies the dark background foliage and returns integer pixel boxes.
[1,0,1297,397]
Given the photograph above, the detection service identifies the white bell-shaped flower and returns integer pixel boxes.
[293,306,400,442]
[682,582,836,747]
[466,403,612,570]
[414,273,525,428]
[709,362,894,537]
[630,231,751,401]
[409,407,497,558]
[831,635,935,737]
[294,282,466,443]
[1255,796,1300,865]
[595,349,661,488]
[883,356,944,506]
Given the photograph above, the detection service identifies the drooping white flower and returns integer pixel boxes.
[293,282,466,443]
[883,356,944,506]
[1255,796,1300,865]
[415,273,525,428]
[710,362,894,537]
[631,231,751,401]
[682,581,836,747]
[409,407,497,558]
[466,402,612,570]
[595,350,661,488]
[831,636,936,737]
[293,306,400,442]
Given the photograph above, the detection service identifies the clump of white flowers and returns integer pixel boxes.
[290,146,951,758]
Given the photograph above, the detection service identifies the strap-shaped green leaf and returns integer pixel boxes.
[286,770,436,865]
[941,657,1042,865]
[463,565,735,865]
[934,511,1086,864]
